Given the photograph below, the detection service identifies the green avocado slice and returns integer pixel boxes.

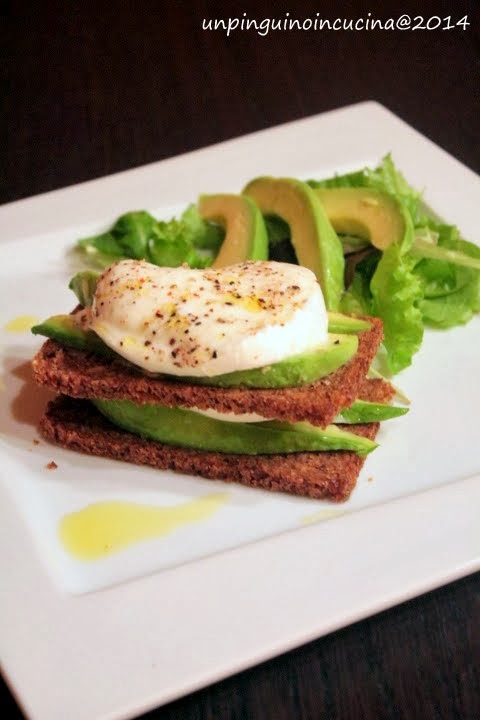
[93,399,377,455]
[177,333,357,388]
[243,177,344,310]
[68,271,99,307]
[326,312,371,334]
[32,314,358,389]
[314,187,413,251]
[31,315,115,359]
[198,194,268,266]
[335,399,409,424]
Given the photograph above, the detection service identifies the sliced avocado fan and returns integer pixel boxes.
[198,193,268,266]
[314,187,414,251]
[243,177,345,310]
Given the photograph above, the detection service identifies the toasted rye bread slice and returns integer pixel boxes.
[40,396,379,502]
[32,317,384,427]
[356,376,395,404]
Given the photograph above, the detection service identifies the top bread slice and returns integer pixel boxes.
[32,316,384,427]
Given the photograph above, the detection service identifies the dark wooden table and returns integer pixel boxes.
[2,1,479,718]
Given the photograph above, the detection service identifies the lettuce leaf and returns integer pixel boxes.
[78,211,158,267]
[264,215,290,246]
[77,206,224,269]
[418,284,479,328]
[343,242,425,374]
[414,223,480,327]
[340,251,378,316]
[370,245,424,374]
[179,204,224,252]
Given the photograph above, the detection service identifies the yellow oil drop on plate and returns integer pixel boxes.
[4,315,39,332]
[60,493,228,561]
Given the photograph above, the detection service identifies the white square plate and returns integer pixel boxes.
[1,101,479,720]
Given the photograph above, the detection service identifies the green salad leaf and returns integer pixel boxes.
[370,245,424,374]
[77,206,224,269]
[413,222,480,328]
[179,204,224,251]
[78,211,157,266]
[263,215,297,264]
[340,251,378,316]
[264,215,290,246]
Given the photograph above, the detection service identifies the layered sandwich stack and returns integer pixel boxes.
[31,259,403,501]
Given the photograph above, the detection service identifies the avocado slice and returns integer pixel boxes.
[69,271,99,307]
[335,399,408,424]
[327,312,371,334]
[198,194,268,267]
[93,398,377,455]
[31,315,115,359]
[243,177,344,310]
[178,333,357,388]
[32,315,357,388]
[314,188,412,251]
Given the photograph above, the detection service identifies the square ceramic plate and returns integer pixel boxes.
[1,102,479,720]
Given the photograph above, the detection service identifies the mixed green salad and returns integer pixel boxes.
[75,156,480,376]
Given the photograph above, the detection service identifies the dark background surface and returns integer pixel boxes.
[2,0,479,718]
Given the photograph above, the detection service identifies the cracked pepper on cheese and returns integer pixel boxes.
[89,259,328,376]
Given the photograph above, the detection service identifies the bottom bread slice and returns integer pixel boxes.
[40,396,380,502]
